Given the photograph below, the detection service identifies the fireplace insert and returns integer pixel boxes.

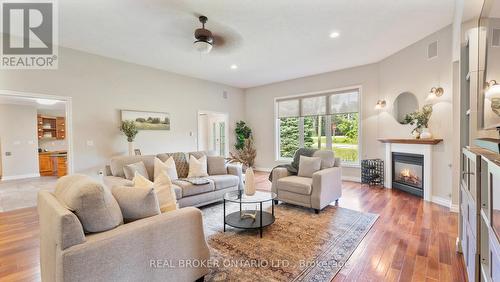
[392,152,424,197]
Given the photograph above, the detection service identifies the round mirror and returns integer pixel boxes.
[392,92,419,124]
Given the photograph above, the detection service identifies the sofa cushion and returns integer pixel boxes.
[173,179,214,197]
[133,171,178,213]
[111,186,160,222]
[172,184,182,200]
[154,157,178,180]
[124,161,149,180]
[207,175,239,190]
[278,176,313,195]
[54,174,123,233]
[313,150,335,169]
[157,152,189,178]
[110,155,155,180]
[297,156,321,178]
[207,156,227,175]
[188,155,209,178]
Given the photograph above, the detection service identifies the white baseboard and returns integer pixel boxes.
[450,204,459,213]
[254,167,272,173]
[431,196,453,210]
[1,173,40,181]
[342,176,361,182]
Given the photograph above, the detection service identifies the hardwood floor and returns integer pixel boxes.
[0,172,466,282]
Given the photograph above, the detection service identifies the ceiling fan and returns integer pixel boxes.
[193,16,214,53]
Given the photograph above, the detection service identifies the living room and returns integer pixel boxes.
[0,0,497,281]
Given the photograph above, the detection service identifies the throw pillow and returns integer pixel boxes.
[297,156,322,178]
[189,151,206,160]
[154,157,178,180]
[54,174,123,233]
[111,186,160,222]
[312,150,335,169]
[133,171,178,212]
[188,155,209,178]
[123,161,149,180]
[207,156,227,175]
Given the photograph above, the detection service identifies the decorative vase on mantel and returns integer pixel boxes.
[128,141,134,156]
[244,167,256,196]
[411,130,420,139]
[419,128,433,139]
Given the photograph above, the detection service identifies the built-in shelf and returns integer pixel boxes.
[378,138,443,145]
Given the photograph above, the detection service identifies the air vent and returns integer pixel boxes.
[427,41,438,59]
[492,28,500,47]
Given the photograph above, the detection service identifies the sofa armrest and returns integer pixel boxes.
[103,176,133,189]
[61,207,210,282]
[311,167,342,210]
[271,167,290,194]
[227,163,243,189]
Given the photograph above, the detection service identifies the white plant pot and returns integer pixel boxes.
[244,167,256,196]
[420,128,432,139]
[411,131,420,139]
[128,142,134,156]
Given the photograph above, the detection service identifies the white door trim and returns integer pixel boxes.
[197,110,230,157]
[0,89,74,175]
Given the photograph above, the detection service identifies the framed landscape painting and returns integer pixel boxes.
[121,110,170,130]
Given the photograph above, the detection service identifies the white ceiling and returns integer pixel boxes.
[58,0,456,88]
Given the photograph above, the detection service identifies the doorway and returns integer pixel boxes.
[0,90,73,211]
[197,111,229,157]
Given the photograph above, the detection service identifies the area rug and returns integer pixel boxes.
[201,202,378,282]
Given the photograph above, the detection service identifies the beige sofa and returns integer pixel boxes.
[103,152,243,208]
[271,151,342,213]
[38,190,210,282]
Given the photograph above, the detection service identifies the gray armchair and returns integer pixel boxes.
[271,152,342,213]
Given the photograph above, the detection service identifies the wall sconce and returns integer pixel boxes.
[486,80,500,98]
[375,99,386,110]
[427,87,444,99]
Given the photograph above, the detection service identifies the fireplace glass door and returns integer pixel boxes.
[392,152,424,197]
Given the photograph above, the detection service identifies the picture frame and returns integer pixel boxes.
[121,110,170,130]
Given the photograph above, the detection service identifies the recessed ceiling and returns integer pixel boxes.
[59,0,455,88]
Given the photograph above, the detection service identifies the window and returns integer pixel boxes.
[276,89,360,165]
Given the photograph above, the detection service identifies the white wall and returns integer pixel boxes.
[0,47,245,176]
[245,25,454,200]
[0,104,39,179]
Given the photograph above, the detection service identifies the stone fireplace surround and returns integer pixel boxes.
[379,139,443,202]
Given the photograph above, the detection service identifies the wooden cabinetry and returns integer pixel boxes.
[38,154,54,176]
[37,114,65,140]
[461,147,500,281]
[57,157,67,177]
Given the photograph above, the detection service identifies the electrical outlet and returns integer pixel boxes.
[98,170,104,176]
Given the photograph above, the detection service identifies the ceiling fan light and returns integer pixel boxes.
[193,40,213,53]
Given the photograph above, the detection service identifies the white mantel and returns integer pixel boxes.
[379,139,443,202]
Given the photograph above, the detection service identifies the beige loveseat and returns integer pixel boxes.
[38,190,210,282]
[103,151,243,208]
[271,151,342,213]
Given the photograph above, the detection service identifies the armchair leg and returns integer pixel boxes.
[273,200,279,205]
[195,276,205,282]
[314,209,320,214]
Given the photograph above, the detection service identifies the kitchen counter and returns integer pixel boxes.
[39,151,67,177]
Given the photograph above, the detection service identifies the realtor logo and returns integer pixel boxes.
[1,0,58,69]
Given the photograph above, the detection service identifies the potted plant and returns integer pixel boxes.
[229,121,256,172]
[120,120,139,155]
[401,104,433,139]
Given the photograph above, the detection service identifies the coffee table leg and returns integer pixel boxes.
[259,202,263,238]
[223,198,226,232]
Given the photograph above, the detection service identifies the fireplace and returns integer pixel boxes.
[392,152,424,197]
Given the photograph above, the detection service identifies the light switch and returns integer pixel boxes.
[86,140,94,146]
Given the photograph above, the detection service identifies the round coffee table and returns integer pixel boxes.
[223,190,276,238]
